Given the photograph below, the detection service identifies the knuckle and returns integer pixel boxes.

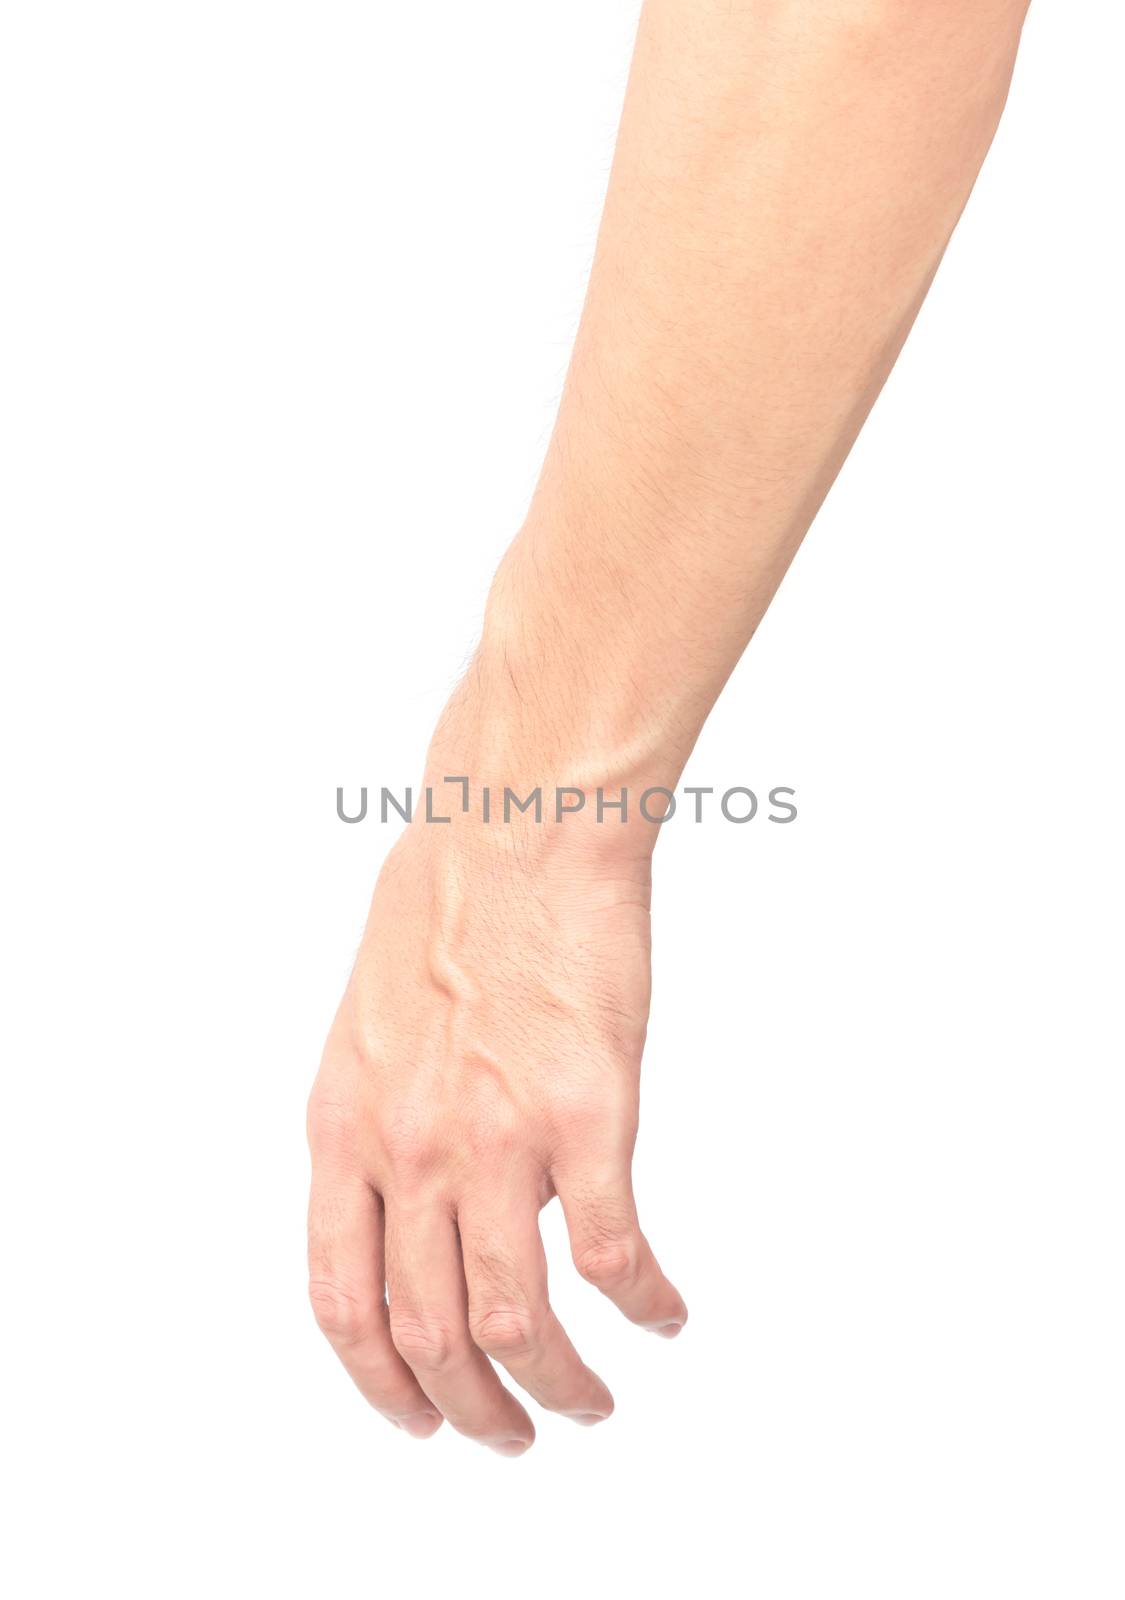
[575,1241,637,1289]
[458,1073,521,1145]
[306,1087,358,1155]
[462,1118,519,1166]
[380,1105,440,1180]
[469,1307,540,1360]
[308,1279,369,1346]
[388,1312,459,1371]
[549,1080,637,1148]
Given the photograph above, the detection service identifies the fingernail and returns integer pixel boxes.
[400,1411,442,1439]
[573,1411,611,1427]
[655,1321,684,1339]
[491,1438,531,1458]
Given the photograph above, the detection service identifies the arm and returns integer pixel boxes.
[308,0,1030,1453]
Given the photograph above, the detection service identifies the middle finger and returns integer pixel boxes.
[384,1197,535,1456]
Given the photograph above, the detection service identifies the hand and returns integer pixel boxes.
[306,781,687,1454]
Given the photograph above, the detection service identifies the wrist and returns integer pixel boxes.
[423,646,678,872]
[460,533,704,786]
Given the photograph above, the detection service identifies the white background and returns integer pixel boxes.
[2,3,1122,1595]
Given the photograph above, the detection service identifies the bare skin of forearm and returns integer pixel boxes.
[446,0,1030,794]
[308,0,1030,1456]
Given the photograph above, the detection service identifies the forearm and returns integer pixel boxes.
[437,0,1028,801]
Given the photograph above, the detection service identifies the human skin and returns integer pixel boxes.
[308,0,1031,1453]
